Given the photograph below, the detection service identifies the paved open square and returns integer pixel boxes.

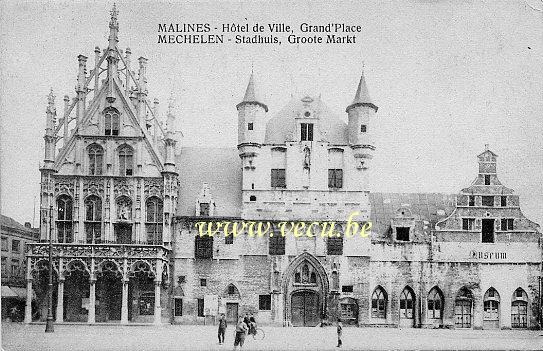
[2,323,543,351]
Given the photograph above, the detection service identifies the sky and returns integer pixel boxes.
[0,0,542,227]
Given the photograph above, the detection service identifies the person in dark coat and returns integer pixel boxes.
[218,313,227,344]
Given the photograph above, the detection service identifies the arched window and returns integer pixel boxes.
[195,235,213,259]
[427,287,444,319]
[88,144,104,175]
[511,288,528,328]
[56,195,73,243]
[146,197,163,245]
[104,108,120,136]
[400,287,415,319]
[118,145,134,176]
[371,286,387,319]
[85,196,102,244]
[483,287,500,328]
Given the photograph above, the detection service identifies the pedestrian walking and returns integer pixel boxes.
[218,313,227,344]
[233,316,248,350]
[336,319,343,348]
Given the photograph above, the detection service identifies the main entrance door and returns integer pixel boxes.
[226,303,238,324]
[454,299,472,328]
[291,291,320,327]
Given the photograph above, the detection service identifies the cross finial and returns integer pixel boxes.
[47,88,55,106]
[484,143,489,151]
[109,3,119,29]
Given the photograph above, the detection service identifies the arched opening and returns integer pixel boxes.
[118,145,134,176]
[399,286,415,327]
[454,287,473,328]
[427,286,444,325]
[63,261,90,322]
[483,287,500,329]
[511,288,528,328]
[222,284,241,324]
[371,286,387,320]
[32,261,58,322]
[95,261,122,322]
[129,261,155,323]
[104,107,120,136]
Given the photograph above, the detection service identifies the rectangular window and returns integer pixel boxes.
[11,259,19,277]
[199,203,210,216]
[200,278,207,287]
[501,218,514,231]
[327,237,343,255]
[195,236,213,259]
[301,123,314,141]
[482,218,495,243]
[501,196,507,207]
[482,196,494,207]
[197,298,204,317]
[11,240,20,253]
[328,169,343,189]
[360,124,367,133]
[259,295,271,311]
[468,196,475,207]
[462,218,475,231]
[269,234,285,255]
[271,169,286,188]
[342,285,354,293]
[174,298,183,316]
[247,123,253,130]
[396,227,410,241]
[484,175,491,185]
[1,237,8,251]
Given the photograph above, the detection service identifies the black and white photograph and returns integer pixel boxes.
[1,1,542,350]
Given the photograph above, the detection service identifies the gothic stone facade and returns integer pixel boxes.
[27,6,178,325]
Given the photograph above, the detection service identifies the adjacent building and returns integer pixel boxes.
[1,215,39,320]
[27,6,542,330]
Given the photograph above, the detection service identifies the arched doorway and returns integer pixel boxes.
[483,287,500,329]
[399,286,415,328]
[454,287,473,328]
[427,286,444,326]
[96,261,122,322]
[283,253,329,327]
[63,260,90,322]
[511,288,528,328]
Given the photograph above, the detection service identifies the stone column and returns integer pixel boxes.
[24,279,33,324]
[56,279,64,323]
[88,278,96,324]
[121,279,129,324]
[154,280,161,325]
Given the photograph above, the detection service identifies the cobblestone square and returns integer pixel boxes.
[2,323,543,351]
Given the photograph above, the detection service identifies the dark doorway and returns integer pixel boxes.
[226,302,238,324]
[115,223,132,244]
[291,291,320,327]
[96,273,122,322]
[482,219,494,243]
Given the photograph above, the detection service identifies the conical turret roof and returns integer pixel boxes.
[346,71,378,112]
[237,72,268,112]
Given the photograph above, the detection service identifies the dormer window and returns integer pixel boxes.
[104,108,120,136]
[301,123,313,141]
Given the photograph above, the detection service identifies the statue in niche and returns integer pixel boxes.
[117,198,132,220]
[303,146,311,170]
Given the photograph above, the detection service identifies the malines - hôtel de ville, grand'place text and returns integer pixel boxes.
[158,22,362,44]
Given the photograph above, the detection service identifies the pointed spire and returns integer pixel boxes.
[237,72,268,112]
[46,88,56,116]
[346,69,378,112]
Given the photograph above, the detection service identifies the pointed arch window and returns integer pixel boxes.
[511,288,528,328]
[483,288,500,326]
[400,287,415,319]
[427,287,444,319]
[371,286,387,318]
[56,195,73,243]
[118,145,134,176]
[104,108,120,136]
[88,144,104,175]
[146,197,163,245]
[85,195,102,244]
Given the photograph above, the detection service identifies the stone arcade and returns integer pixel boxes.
[28,7,541,329]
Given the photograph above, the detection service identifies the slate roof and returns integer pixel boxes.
[0,215,38,238]
[346,72,378,112]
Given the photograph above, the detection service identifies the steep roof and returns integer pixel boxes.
[346,72,378,112]
[176,147,242,217]
[0,215,38,238]
[369,192,456,238]
[264,96,347,144]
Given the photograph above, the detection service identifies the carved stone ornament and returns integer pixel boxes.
[144,178,163,199]
[54,176,75,197]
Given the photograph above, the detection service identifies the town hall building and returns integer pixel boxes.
[27,6,542,330]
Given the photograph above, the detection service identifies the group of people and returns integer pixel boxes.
[217,312,257,349]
